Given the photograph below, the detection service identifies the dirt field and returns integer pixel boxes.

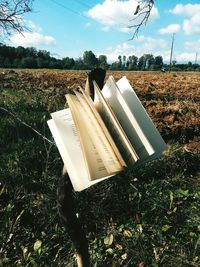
[0,69,199,150]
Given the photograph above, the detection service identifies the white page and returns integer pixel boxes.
[68,93,125,173]
[93,81,138,166]
[117,76,167,160]
[48,109,107,191]
[78,87,126,168]
[67,95,112,180]
[102,76,155,161]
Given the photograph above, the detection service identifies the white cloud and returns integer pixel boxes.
[98,36,196,63]
[183,14,200,35]
[159,24,180,34]
[136,36,167,50]
[9,21,56,48]
[99,36,167,62]
[169,4,200,35]
[169,3,200,16]
[101,26,110,32]
[175,52,197,63]
[185,40,200,51]
[87,0,159,32]
[25,20,42,32]
[119,27,131,33]
[10,32,56,47]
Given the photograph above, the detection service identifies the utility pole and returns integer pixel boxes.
[194,52,198,65]
[169,33,175,72]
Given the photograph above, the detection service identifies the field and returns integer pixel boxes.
[0,69,200,267]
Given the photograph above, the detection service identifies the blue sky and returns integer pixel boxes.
[8,0,200,63]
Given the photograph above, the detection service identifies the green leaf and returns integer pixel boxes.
[169,191,173,209]
[104,234,114,245]
[136,224,143,234]
[194,192,200,199]
[121,253,127,260]
[34,240,42,253]
[189,232,196,237]
[175,189,189,197]
[106,248,113,254]
[123,229,133,238]
[0,257,10,264]
[162,225,171,232]
[0,186,5,197]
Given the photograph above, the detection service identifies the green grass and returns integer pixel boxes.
[0,87,199,267]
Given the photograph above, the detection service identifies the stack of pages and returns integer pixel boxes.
[47,76,166,191]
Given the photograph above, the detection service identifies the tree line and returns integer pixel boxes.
[0,44,199,71]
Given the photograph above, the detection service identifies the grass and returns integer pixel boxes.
[0,86,199,267]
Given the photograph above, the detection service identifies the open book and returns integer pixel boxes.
[47,76,166,191]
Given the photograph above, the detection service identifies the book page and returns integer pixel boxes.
[77,87,126,168]
[117,76,167,161]
[76,88,126,168]
[67,93,125,175]
[93,81,139,166]
[66,95,110,180]
[48,109,107,191]
[102,76,155,161]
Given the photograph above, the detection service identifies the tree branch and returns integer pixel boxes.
[130,0,154,39]
[0,0,33,38]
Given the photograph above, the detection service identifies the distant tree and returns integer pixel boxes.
[83,50,98,69]
[109,61,119,70]
[49,58,62,69]
[187,61,193,71]
[118,55,122,70]
[127,62,137,71]
[3,57,11,67]
[137,54,155,70]
[5,45,16,60]
[98,55,108,69]
[36,57,46,68]
[62,57,75,69]
[172,60,176,66]
[145,54,154,69]
[171,60,177,70]
[126,55,138,70]
[152,55,163,70]
[26,47,37,57]
[0,54,4,66]
[2,43,198,72]
[74,57,86,70]
[21,56,37,68]
[13,58,21,68]
[0,0,34,39]
[38,50,50,59]
[15,46,26,58]
[122,55,126,69]
[138,55,146,70]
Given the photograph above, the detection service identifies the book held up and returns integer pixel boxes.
[47,75,166,191]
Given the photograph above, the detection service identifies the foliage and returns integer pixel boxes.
[1,44,199,71]
[0,71,200,266]
[83,50,98,70]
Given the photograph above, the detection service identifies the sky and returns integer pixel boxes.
[7,0,200,63]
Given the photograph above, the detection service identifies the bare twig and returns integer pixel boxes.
[129,0,154,39]
[0,0,33,38]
